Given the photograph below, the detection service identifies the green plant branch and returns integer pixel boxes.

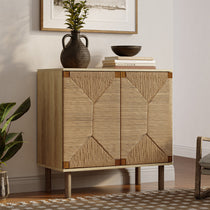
[63,0,89,31]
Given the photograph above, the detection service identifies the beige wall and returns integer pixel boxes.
[173,0,210,157]
[0,0,173,192]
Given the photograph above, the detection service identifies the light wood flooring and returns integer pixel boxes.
[2,156,210,203]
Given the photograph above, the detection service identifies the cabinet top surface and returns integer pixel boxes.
[38,68,173,72]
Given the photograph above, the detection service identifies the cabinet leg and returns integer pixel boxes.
[158,165,164,190]
[65,172,72,198]
[45,168,51,193]
[135,167,141,185]
[135,167,141,192]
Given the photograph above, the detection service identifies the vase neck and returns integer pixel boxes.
[71,31,80,39]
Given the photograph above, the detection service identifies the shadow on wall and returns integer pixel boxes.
[51,169,130,190]
[0,1,33,101]
[31,0,40,31]
[0,0,39,178]
[72,169,130,188]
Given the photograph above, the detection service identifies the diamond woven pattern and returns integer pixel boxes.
[1,189,210,210]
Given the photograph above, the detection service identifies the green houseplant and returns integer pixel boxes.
[63,0,89,31]
[60,0,90,68]
[0,97,31,198]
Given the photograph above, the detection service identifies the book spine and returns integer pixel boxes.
[105,56,154,61]
[102,66,156,69]
[103,63,156,67]
[103,60,156,64]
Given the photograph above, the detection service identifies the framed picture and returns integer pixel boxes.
[40,0,138,34]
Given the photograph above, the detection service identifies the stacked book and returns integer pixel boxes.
[102,56,156,69]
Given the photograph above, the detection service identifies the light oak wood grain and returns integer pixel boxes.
[38,162,172,173]
[37,69,63,169]
[63,68,172,72]
[65,173,71,198]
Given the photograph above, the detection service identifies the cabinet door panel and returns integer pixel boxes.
[63,72,120,168]
[148,79,172,156]
[121,72,172,165]
[120,78,147,160]
[93,79,121,160]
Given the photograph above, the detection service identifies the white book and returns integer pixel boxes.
[103,63,156,67]
[102,59,156,64]
[105,56,154,61]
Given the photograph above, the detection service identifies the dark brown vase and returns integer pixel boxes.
[60,31,90,68]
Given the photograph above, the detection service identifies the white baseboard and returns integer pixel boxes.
[9,165,175,193]
[173,144,210,159]
[173,145,196,158]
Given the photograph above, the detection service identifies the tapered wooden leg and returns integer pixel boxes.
[135,167,141,192]
[65,172,71,198]
[135,167,141,185]
[195,137,202,199]
[158,165,164,190]
[45,168,51,193]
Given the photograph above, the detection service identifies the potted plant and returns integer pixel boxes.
[60,0,90,68]
[0,97,31,198]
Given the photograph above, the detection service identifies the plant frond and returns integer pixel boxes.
[2,114,19,133]
[10,97,31,122]
[1,133,23,162]
[0,103,16,123]
[62,0,89,31]
[5,133,18,143]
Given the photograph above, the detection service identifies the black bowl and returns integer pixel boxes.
[111,45,141,56]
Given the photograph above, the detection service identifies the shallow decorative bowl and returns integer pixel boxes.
[111,45,142,56]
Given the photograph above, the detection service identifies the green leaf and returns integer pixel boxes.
[10,97,31,121]
[0,103,16,123]
[0,128,4,135]
[4,140,23,152]
[2,114,18,133]
[62,0,89,30]
[0,139,5,159]
[0,129,5,158]
[5,133,18,143]
[1,133,23,162]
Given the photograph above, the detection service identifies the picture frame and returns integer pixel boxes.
[40,0,138,34]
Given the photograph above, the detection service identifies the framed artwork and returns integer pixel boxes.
[40,0,138,34]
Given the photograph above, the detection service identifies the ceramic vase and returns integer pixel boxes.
[60,31,90,68]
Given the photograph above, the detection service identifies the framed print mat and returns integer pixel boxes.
[40,0,138,34]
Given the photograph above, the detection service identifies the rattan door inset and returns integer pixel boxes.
[121,72,172,165]
[63,72,120,168]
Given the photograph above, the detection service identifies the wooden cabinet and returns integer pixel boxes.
[37,69,172,197]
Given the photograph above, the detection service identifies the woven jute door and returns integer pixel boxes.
[120,72,172,165]
[63,72,120,169]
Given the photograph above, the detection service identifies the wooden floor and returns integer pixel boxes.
[2,156,210,203]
